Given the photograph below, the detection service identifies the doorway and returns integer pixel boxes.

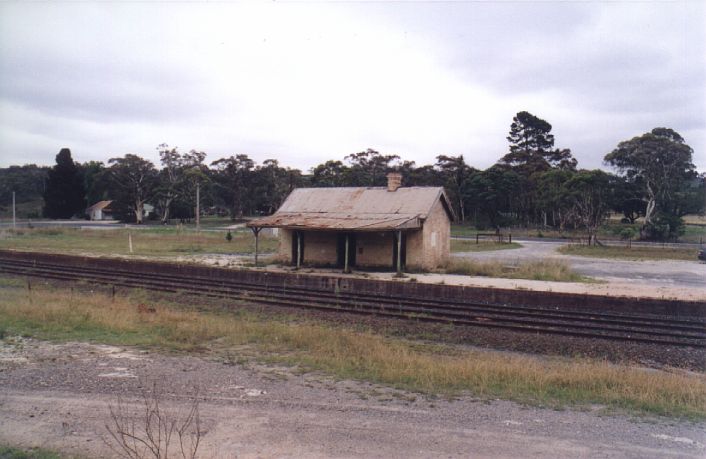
[290,231,305,265]
[392,232,406,270]
[336,233,357,268]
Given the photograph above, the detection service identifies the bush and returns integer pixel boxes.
[645,213,685,241]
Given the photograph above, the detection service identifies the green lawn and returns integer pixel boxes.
[0,227,277,257]
[558,244,699,261]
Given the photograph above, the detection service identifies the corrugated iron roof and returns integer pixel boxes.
[86,200,113,212]
[248,187,454,231]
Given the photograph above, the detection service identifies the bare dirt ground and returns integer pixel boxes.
[1,338,704,458]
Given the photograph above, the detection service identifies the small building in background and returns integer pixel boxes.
[247,173,455,272]
[85,200,115,221]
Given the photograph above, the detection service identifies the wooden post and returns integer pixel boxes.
[196,182,200,231]
[12,191,16,230]
[251,227,261,267]
[344,233,350,273]
[296,231,302,269]
[396,230,402,275]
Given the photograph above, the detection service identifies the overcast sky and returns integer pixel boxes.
[0,1,704,173]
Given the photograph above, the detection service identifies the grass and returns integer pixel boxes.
[0,446,64,459]
[1,278,703,419]
[452,219,706,244]
[558,244,700,261]
[445,258,590,282]
[450,239,522,253]
[0,227,277,257]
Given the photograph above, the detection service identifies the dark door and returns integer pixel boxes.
[291,231,305,265]
[336,233,356,268]
[392,232,406,270]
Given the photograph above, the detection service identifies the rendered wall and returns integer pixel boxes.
[302,231,338,265]
[356,232,394,268]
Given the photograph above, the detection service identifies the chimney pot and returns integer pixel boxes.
[386,172,402,192]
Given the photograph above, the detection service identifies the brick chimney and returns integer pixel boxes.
[386,172,402,192]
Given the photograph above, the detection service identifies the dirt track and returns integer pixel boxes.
[1,339,704,458]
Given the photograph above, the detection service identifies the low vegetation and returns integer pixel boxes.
[0,445,63,459]
[1,278,703,419]
[0,227,277,257]
[445,258,589,283]
[558,244,699,261]
[451,221,706,245]
[450,239,521,253]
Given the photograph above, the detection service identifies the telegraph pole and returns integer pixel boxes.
[196,182,200,231]
[12,191,16,229]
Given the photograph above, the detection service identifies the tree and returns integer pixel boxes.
[107,154,159,223]
[0,164,49,218]
[43,148,85,219]
[80,161,109,207]
[604,127,697,236]
[310,160,348,187]
[154,145,209,223]
[535,168,576,231]
[564,170,615,245]
[344,149,400,186]
[210,154,255,219]
[501,111,576,174]
[435,155,475,222]
[611,176,644,224]
[251,159,302,215]
[467,165,521,229]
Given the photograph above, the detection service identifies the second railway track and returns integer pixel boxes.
[1,256,705,348]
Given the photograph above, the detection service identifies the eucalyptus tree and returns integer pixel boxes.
[107,154,159,224]
[605,127,697,237]
[210,154,255,220]
[564,170,615,245]
[435,155,475,222]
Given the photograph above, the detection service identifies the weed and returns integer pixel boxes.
[445,259,589,283]
[558,245,698,261]
[0,282,704,419]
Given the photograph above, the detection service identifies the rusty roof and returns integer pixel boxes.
[248,187,454,231]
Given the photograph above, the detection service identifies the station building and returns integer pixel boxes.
[247,173,455,272]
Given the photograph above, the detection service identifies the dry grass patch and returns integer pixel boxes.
[558,244,699,261]
[0,227,277,257]
[0,279,704,419]
[450,239,522,253]
[445,258,590,282]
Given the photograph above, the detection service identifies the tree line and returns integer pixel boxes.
[2,111,703,241]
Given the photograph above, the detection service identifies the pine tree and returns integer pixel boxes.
[43,148,86,219]
[501,111,576,174]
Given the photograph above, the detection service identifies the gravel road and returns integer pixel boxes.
[454,240,706,289]
[1,339,704,458]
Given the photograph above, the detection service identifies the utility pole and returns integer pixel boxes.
[196,182,200,231]
[12,191,16,229]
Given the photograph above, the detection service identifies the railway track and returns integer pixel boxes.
[1,257,705,348]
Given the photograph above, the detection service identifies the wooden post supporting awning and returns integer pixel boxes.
[344,233,350,274]
[396,230,402,276]
[250,226,262,267]
[296,231,302,269]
